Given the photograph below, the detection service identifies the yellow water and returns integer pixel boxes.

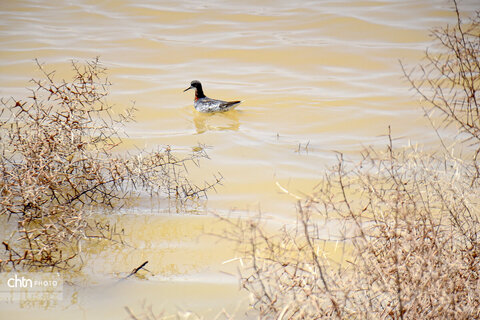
[1,0,479,318]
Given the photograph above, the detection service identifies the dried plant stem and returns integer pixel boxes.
[0,59,221,271]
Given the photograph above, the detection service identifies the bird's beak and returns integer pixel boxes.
[183,86,193,92]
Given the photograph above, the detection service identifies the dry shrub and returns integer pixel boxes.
[0,59,221,271]
[221,2,480,319]
[222,139,479,319]
[401,1,480,164]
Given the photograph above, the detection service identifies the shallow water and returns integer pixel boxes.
[1,0,479,318]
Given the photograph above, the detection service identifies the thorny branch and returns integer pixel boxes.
[216,2,480,319]
[0,59,221,271]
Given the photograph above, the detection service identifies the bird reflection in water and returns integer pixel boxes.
[193,109,241,134]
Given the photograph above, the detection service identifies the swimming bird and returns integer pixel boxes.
[184,80,241,113]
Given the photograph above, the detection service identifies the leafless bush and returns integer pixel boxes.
[220,2,480,319]
[0,59,221,271]
[220,134,479,319]
[402,0,480,178]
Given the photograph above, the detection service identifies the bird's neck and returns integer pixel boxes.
[195,87,206,100]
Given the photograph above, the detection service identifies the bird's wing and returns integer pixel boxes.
[197,97,241,112]
[223,100,241,106]
[219,100,241,110]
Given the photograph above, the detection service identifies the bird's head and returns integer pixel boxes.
[183,80,202,92]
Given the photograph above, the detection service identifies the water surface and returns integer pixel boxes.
[1,0,478,318]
